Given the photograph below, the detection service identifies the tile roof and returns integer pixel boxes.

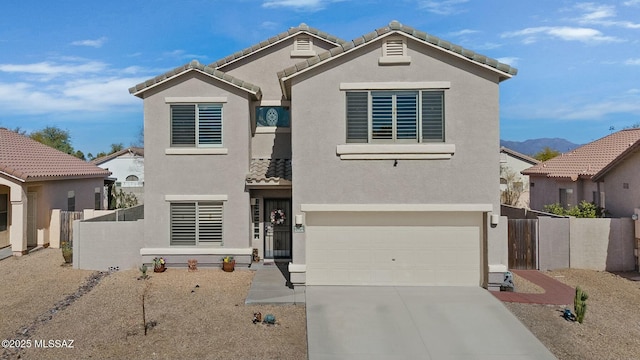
[500,146,540,165]
[277,20,518,85]
[129,60,262,99]
[246,158,292,186]
[209,23,346,69]
[522,129,640,181]
[91,147,144,165]
[0,128,111,182]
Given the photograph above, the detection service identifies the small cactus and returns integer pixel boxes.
[139,264,148,278]
[574,286,589,324]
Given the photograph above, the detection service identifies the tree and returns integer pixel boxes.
[29,126,80,157]
[533,147,561,162]
[500,165,524,206]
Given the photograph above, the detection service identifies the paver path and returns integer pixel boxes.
[492,270,575,305]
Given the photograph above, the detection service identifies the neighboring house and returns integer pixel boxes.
[91,147,144,204]
[129,21,517,287]
[500,146,539,208]
[0,128,111,255]
[523,128,640,218]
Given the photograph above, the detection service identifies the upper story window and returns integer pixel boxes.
[256,106,290,127]
[346,90,444,143]
[171,104,223,147]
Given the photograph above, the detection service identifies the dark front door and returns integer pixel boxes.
[264,199,291,259]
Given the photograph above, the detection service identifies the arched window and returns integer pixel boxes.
[126,175,139,182]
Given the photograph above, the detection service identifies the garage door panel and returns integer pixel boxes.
[306,221,481,286]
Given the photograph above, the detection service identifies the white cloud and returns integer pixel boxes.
[0,61,107,76]
[448,29,478,37]
[0,58,151,115]
[418,0,469,15]
[71,37,108,48]
[502,26,622,43]
[623,0,640,6]
[497,57,519,67]
[261,0,343,11]
[575,3,640,29]
[625,58,640,65]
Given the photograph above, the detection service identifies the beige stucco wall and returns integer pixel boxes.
[73,219,144,270]
[569,217,635,271]
[599,150,640,218]
[529,176,599,212]
[289,38,507,280]
[141,72,252,252]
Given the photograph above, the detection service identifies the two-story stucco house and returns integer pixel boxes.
[129,21,517,287]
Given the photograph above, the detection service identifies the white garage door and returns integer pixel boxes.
[305,212,482,286]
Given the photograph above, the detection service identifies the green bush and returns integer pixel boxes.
[543,201,607,218]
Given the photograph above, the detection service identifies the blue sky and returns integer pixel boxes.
[1,0,639,156]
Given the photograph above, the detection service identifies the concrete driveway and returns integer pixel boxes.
[306,286,557,360]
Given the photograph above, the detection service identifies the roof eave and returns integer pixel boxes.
[279,30,516,87]
[24,173,112,183]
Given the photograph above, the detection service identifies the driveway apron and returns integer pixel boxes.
[306,286,557,360]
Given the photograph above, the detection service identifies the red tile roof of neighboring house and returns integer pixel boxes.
[522,129,640,181]
[0,128,111,182]
[91,147,144,165]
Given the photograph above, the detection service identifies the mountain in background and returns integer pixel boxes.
[500,138,581,157]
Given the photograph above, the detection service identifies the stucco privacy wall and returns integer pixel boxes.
[569,217,635,271]
[538,217,570,270]
[141,72,252,253]
[73,219,144,271]
[290,37,507,280]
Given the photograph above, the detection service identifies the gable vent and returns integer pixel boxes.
[379,36,411,65]
[291,35,316,57]
[385,39,404,57]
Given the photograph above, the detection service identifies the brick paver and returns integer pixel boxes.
[492,270,575,305]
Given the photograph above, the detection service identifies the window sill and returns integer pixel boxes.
[336,144,455,160]
[378,56,411,65]
[165,148,228,155]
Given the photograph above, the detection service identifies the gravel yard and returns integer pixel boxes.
[507,269,640,360]
[0,249,306,360]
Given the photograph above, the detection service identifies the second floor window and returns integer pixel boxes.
[171,104,223,147]
[346,90,444,143]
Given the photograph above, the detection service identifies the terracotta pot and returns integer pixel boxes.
[154,264,166,273]
[222,261,235,272]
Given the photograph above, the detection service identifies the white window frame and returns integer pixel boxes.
[169,200,224,246]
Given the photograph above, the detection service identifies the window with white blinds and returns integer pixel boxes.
[170,202,223,245]
[171,104,222,147]
[346,90,444,143]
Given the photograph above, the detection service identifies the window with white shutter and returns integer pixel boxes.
[346,90,443,143]
[170,202,223,245]
[171,104,223,147]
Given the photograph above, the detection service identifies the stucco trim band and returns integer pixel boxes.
[339,81,450,90]
[164,194,228,202]
[140,247,252,256]
[165,148,229,155]
[336,144,455,160]
[300,203,493,212]
[165,97,228,103]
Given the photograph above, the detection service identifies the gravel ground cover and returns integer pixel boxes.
[0,249,306,360]
[506,269,640,360]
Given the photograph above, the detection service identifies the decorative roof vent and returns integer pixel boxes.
[291,35,316,57]
[379,36,411,65]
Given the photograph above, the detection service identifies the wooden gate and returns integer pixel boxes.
[60,211,83,245]
[508,219,538,269]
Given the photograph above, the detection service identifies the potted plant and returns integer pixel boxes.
[61,241,73,264]
[152,257,166,272]
[222,256,235,272]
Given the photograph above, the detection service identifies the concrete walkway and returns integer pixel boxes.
[307,286,557,360]
[492,270,575,305]
[245,261,305,304]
